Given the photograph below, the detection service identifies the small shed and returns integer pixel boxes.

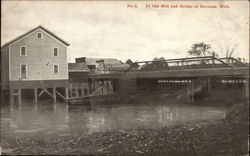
[68,63,90,97]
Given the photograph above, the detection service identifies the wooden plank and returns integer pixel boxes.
[207,78,211,94]
[75,84,79,97]
[10,89,14,105]
[191,80,194,102]
[56,90,66,100]
[69,84,73,97]
[91,86,105,96]
[187,82,190,101]
[44,88,54,98]
[18,89,21,105]
[53,87,56,103]
[38,89,45,97]
[34,88,38,103]
[246,77,249,98]
[65,87,69,100]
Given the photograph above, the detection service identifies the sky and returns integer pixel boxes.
[1,1,249,62]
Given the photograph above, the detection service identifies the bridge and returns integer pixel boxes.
[87,56,249,101]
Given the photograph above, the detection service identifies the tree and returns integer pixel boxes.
[188,42,211,57]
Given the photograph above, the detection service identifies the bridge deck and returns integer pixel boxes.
[89,67,249,79]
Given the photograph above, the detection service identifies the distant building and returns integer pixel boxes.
[1,25,70,103]
[96,59,130,74]
[75,57,122,70]
[75,57,130,73]
[68,63,90,97]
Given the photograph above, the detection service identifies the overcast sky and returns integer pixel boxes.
[1,1,249,62]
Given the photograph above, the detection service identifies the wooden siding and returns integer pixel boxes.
[69,72,88,83]
[1,46,9,89]
[9,28,68,81]
[9,79,69,89]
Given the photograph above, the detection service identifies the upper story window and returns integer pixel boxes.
[20,46,27,56]
[54,64,59,73]
[37,32,42,39]
[20,64,27,79]
[54,48,58,56]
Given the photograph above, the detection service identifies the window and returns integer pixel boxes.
[54,65,59,73]
[20,46,27,56]
[54,48,58,56]
[37,32,42,39]
[20,64,27,78]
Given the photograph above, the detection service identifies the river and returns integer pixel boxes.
[1,99,226,140]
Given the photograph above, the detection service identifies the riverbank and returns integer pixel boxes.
[1,88,248,155]
[115,87,247,107]
[1,117,248,155]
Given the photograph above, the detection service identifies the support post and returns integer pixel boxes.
[34,88,38,103]
[10,89,14,105]
[53,87,56,104]
[207,78,211,94]
[101,80,104,94]
[18,89,22,106]
[65,87,69,100]
[187,81,190,101]
[106,81,110,95]
[70,84,73,97]
[109,81,113,94]
[75,84,79,97]
[1,89,4,105]
[191,80,194,102]
[81,84,84,97]
[246,77,249,99]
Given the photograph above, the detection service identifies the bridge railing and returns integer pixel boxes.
[89,56,248,75]
[126,56,248,72]
[89,69,125,74]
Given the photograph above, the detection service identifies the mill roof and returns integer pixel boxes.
[1,25,70,48]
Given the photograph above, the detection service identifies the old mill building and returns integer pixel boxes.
[1,26,70,104]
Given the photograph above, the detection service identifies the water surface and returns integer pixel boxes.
[1,100,226,138]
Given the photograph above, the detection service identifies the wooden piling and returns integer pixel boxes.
[246,77,249,99]
[65,87,69,100]
[207,78,211,94]
[69,84,72,97]
[191,80,194,102]
[10,89,14,105]
[105,81,110,94]
[75,84,79,97]
[81,84,84,97]
[18,89,22,105]
[0,89,4,105]
[53,87,56,103]
[34,88,38,103]
[187,81,190,101]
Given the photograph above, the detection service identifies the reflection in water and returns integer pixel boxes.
[1,100,226,138]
